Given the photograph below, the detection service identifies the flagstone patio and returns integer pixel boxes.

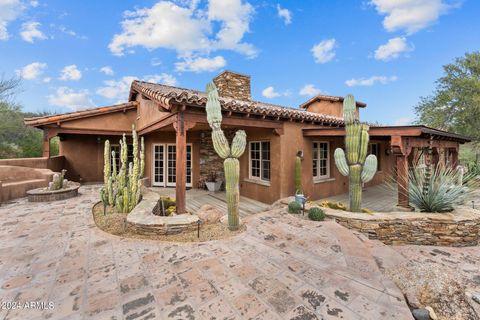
[0,185,414,320]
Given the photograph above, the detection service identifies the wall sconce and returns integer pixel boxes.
[200,132,205,139]
[385,148,391,156]
[296,150,304,159]
[97,137,102,144]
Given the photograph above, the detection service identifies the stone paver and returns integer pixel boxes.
[0,185,413,319]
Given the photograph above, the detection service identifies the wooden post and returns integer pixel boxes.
[42,129,50,158]
[396,154,410,208]
[174,112,187,214]
[451,148,459,168]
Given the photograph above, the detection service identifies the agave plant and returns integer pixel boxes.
[406,164,476,212]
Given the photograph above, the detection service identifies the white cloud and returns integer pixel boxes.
[30,0,39,7]
[299,84,322,97]
[47,87,95,110]
[109,0,256,59]
[15,62,47,80]
[151,57,162,66]
[393,117,413,126]
[175,56,226,73]
[276,4,292,25]
[261,86,290,99]
[345,75,398,87]
[374,37,413,61]
[59,64,82,81]
[42,77,51,83]
[311,39,336,64]
[96,74,177,101]
[369,0,458,34]
[100,66,114,76]
[20,21,47,43]
[58,25,87,39]
[0,0,24,40]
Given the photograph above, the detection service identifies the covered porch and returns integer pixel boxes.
[150,187,271,217]
[304,125,471,209]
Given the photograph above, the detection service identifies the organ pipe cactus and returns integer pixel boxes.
[334,94,377,212]
[206,82,246,230]
[101,126,145,213]
[295,154,302,194]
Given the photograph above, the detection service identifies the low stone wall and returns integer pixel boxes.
[324,207,480,247]
[126,191,200,235]
[27,183,80,202]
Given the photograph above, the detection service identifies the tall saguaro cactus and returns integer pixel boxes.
[206,82,246,230]
[334,95,377,212]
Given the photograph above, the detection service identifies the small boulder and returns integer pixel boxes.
[197,205,223,224]
[425,306,437,320]
[220,215,242,227]
[472,292,480,304]
[405,291,422,309]
[412,308,430,320]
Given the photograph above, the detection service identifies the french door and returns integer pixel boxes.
[152,144,192,187]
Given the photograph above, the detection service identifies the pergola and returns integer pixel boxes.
[303,125,471,209]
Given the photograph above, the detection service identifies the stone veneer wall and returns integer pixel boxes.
[213,71,251,101]
[326,209,480,247]
[198,130,236,189]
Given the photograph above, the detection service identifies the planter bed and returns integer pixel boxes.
[324,207,480,247]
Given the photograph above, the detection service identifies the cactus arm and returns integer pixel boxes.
[334,148,350,177]
[140,137,145,178]
[206,82,222,129]
[230,130,246,158]
[361,154,378,183]
[212,129,231,159]
[358,125,370,165]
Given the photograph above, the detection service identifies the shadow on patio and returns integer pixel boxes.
[320,184,399,212]
[149,187,271,217]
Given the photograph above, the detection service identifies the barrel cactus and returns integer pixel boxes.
[334,94,377,212]
[205,82,246,230]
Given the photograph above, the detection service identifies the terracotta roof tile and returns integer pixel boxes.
[24,101,138,126]
[131,81,345,125]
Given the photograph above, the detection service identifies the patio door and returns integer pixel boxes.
[152,143,192,187]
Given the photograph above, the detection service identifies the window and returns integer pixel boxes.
[249,141,270,181]
[369,143,381,171]
[313,142,330,179]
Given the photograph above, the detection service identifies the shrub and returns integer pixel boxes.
[288,201,302,214]
[308,207,325,221]
[407,165,477,212]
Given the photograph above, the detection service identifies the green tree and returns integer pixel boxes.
[415,52,480,163]
[0,76,57,159]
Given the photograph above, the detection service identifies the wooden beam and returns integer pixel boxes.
[138,114,177,135]
[42,129,50,158]
[174,112,187,214]
[49,128,130,136]
[185,112,283,129]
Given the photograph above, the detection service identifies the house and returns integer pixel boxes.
[25,71,470,213]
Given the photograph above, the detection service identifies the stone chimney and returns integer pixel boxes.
[213,71,251,101]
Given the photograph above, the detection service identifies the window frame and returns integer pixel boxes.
[151,143,192,187]
[248,140,271,182]
[312,141,330,180]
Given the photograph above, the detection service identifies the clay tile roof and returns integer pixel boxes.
[24,101,138,127]
[131,81,345,125]
[299,95,367,109]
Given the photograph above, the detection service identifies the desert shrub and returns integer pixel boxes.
[408,165,477,212]
[288,201,302,214]
[308,207,325,221]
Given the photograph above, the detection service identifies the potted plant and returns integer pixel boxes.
[205,171,223,192]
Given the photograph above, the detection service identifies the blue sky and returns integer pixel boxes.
[1,0,478,125]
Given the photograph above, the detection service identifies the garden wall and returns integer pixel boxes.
[325,208,480,247]
[0,156,65,172]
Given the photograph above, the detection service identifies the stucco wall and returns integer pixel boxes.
[304,100,360,119]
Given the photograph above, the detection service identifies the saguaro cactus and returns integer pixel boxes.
[206,82,246,230]
[334,94,377,212]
